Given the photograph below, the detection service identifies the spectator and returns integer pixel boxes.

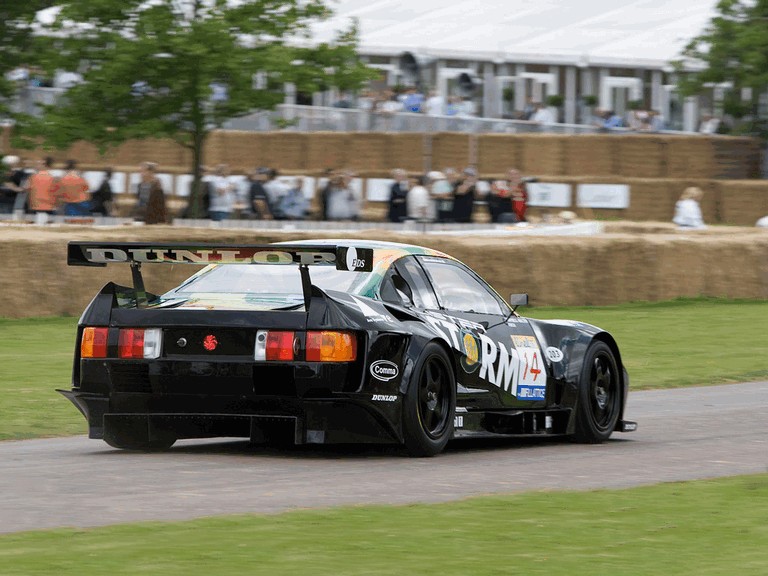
[208,163,236,222]
[457,96,477,118]
[531,102,555,126]
[90,168,113,216]
[401,87,424,113]
[387,168,410,223]
[452,167,477,223]
[279,178,309,220]
[488,168,527,223]
[429,170,454,223]
[596,109,623,130]
[521,96,537,120]
[58,160,90,216]
[27,157,58,219]
[264,168,290,217]
[325,170,360,221]
[0,155,28,214]
[135,161,167,224]
[424,90,445,116]
[248,167,272,220]
[445,96,461,117]
[406,175,435,221]
[673,186,706,229]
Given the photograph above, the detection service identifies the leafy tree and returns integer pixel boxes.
[677,0,768,135]
[14,0,376,216]
[0,2,59,120]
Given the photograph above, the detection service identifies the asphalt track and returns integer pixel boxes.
[2,381,766,534]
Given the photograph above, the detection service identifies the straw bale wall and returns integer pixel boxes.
[2,128,761,180]
[0,227,766,319]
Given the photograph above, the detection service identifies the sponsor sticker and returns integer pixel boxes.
[372,394,397,402]
[545,346,564,362]
[460,331,480,374]
[370,360,400,382]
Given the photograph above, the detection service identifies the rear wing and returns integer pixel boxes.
[67,242,374,272]
[67,242,375,310]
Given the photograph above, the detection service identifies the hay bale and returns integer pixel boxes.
[476,135,523,175]
[712,137,762,179]
[305,132,351,172]
[718,180,768,226]
[665,136,715,178]
[616,136,666,178]
[259,133,308,171]
[344,133,393,173]
[517,135,565,176]
[389,134,426,173]
[431,133,471,171]
[562,135,616,176]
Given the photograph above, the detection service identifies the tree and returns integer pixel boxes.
[677,0,768,134]
[14,0,377,216]
[0,2,59,120]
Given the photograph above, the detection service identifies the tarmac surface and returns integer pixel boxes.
[2,381,766,534]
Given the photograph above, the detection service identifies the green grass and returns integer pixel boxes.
[1,298,767,440]
[0,317,81,440]
[0,474,766,575]
[526,298,768,389]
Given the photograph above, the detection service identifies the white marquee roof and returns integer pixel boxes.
[313,0,717,68]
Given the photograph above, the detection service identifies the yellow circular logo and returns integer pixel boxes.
[463,333,478,366]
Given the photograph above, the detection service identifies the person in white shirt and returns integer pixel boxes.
[673,187,706,229]
[208,164,236,221]
[406,175,435,221]
[424,90,445,116]
[531,102,556,126]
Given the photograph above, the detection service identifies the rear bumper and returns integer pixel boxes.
[57,389,402,445]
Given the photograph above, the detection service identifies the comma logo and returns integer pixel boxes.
[370,360,399,381]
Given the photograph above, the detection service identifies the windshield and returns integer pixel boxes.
[169,264,377,299]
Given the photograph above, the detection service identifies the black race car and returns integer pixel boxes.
[61,239,636,456]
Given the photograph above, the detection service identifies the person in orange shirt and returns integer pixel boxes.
[28,157,58,216]
[58,159,90,216]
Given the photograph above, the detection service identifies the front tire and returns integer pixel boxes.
[403,342,456,457]
[573,341,621,443]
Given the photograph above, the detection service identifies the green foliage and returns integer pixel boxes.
[0,2,60,115]
[676,0,768,133]
[545,94,564,107]
[581,94,598,106]
[628,99,645,110]
[1,475,767,574]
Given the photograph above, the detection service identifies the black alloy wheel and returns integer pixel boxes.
[574,340,621,443]
[403,342,456,456]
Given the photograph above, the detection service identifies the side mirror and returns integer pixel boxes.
[509,293,528,307]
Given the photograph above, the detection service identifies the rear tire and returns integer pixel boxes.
[573,341,621,443]
[403,342,455,457]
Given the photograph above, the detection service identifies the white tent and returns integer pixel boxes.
[313,0,716,68]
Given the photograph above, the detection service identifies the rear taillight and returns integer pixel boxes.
[306,331,357,362]
[81,327,108,358]
[265,331,295,361]
[118,328,162,359]
[254,330,356,362]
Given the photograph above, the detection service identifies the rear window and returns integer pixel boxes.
[171,264,375,297]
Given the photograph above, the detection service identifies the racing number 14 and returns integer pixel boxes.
[523,351,542,381]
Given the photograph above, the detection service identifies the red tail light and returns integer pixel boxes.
[118,328,145,359]
[266,331,295,361]
[81,327,108,358]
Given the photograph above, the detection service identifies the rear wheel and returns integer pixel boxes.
[403,343,455,457]
[573,341,621,443]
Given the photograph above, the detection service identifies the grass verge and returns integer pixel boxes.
[1,298,766,440]
[0,474,766,575]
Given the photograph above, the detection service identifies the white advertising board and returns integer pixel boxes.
[577,184,630,209]
[526,182,572,208]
